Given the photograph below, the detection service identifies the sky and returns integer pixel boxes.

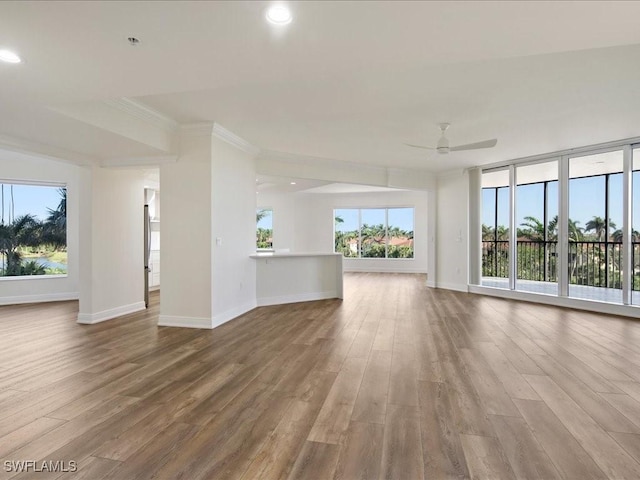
[334,207,414,233]
[257,209,272,229]
[481,171,640,233]
[0,184,62,223]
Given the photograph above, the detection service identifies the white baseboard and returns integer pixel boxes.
[426,279,436,288]
[158,315,213,329]
[468,285,640,319]
[343,263,427,274]
[212,301,257,328]
[257,291,338,307]
[0,292,78,306]
[433,282,469,293]
[77,301,146,325]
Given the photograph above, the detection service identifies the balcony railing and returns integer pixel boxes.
[482,240,640,290]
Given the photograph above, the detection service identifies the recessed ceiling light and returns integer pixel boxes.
[0,49,21,64]
[290,182,296,185]
[266,5,292,25]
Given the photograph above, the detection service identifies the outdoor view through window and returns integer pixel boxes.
[0,183,67,277]
[334,207,414,258]
[256,208,273,249]
[481,150,640,305]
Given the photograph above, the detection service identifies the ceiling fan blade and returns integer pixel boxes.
[404,143,435,150]
[450,139,497,151]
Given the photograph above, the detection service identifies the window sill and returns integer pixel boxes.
[0,274,68,282]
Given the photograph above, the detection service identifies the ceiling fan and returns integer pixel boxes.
[406,123,497,154]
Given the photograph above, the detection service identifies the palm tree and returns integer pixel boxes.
[519,216,545,241]
[482,224,495,241]
[360,223,386,244]
[612,229,640,243]
[496,225,509,241]
[256,209,270,223]
[0,214,43,276]
[360,223,386,257]
[256,227,273,248]
[585,216,616,241]
[43,188,66,249]
[334,215,344,224]
[547,216,558,241]
[546,215,582,242]
[334,229,357,256]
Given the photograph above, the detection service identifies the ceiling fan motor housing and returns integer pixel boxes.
[437,135,450,154]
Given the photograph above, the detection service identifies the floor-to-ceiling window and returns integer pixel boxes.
[568,151,623,303]
[481,169,510,288]
[475,140,640,311]
[515,161,558,295]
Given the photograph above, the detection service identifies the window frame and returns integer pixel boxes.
[0,179,68,280]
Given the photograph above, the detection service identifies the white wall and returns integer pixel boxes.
[435,171,469,291]
[259,189,429,273]
[78,167,146,322]
[211,136,257,326]
[0,151,80,305]
[159,133,212,326]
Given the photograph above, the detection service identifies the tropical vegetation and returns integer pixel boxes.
[335,221,414,258]
[256,209,273,249]
[482,214,640,290]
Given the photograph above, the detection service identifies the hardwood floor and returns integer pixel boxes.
[0,273,640,479]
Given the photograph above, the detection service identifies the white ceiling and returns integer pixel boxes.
[257,174,408,195]
[2,1,640,172]
[302,183,408,195]
[256,175,329,194]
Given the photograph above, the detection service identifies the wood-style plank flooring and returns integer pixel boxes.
[1,273,640,479]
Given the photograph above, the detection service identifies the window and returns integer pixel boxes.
[256,208,273,250]
[0,183,67,277]
[334,207,414,258]
[481,169,510,288]
[477,142,640,306]
[515,160,558,295]
[569,151,623,303]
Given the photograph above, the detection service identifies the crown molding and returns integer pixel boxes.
[180,122,214,137]
[102,98,179,133]
[212,123,260,156]
[0,133,97,166]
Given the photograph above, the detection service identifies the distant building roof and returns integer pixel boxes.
[389,237,413,247]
